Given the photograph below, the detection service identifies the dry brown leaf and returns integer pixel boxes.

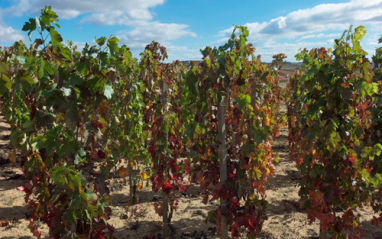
[9,149,16,163]
[136,183,143,191]
[117,166,129,178]
[0,221,10,227]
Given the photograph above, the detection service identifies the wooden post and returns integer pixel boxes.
[162,80,170,238]
[251,81,257,109]
[127,83,138,204]
[128,161,138,204]
[320,221,328,239]
[218,90,228,239]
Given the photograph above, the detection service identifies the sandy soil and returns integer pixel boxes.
[1,108,382,239]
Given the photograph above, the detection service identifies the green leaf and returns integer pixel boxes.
[38,61,45,79]
[236,94,251,111]
[189,151,198,158]
[104,84,114,99]
[35,16,41,31]
[95,37,107,46]
[40,6,59,29]
[235,25,249,38]
[0,75,11,95]
[22,18,37,41]
[62,207,78,224]
[328,131,340,151]
[22,121,33,129]
[16,56,26,65]
[204,58,211,68]
[22,75,38,84]
[61,87,71,96]
[83,43,99,55]
[68,75,84,86]
[76,60,91,75]
[106,36,120,57]
[374,144,382,156]
[44,62,54,75]
[200,46,211,58]
[78,148,85,157]
[60,47,72,61]
[365,82,379,96]
[86,189,97,201]
[50,29,63,46]
[0,62,8,74]
[68,172,82,190]
[354,26,366,42]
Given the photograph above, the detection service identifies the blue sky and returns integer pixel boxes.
[1,0,382,62]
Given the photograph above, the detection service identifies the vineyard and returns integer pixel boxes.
[0,7,381,239]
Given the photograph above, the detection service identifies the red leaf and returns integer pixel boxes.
[170,160,178,172]
[347,152,356,167]
[162,180,172,194]
[320,213,335,232]
[19,69,28,75]
[309,191,325,208]
[230,198,240,208]
[185,164,190,174]
[29,220,42,238]
[148,142,156,158]
[97,150,106,159]
[160,46,166,55]
[18,183,33,203]
[231,223,239,237]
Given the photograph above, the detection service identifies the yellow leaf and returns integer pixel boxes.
[141,172,148,180]
[248,152,256,164]
[130,160,137,168]
[136,183,143,191]
[273,152,280,164]
[265,115,270,126]
[9,150,16,163]
[268,165,276,175]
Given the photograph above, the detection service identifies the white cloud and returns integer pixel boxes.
[216,0,382,62]
[79,10,152,25]
[117,21,196,49]
[300,33,341,40]
[2,0,197,57]
[4,0,165,22]
[259,0,382,37]
[0,24,25,43]
[4,0,382,62]
[165,45,201,61]
[0,9,25,43]
[2,0,31,17]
